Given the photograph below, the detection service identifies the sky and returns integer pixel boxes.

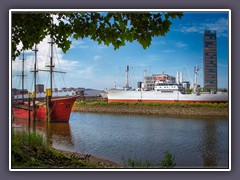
[11,11,230,91]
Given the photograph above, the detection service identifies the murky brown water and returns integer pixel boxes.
[12,112,229,168]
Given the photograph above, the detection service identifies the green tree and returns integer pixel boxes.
[198,87,204,93]
[11,11,183,60]
[186,88,193,94]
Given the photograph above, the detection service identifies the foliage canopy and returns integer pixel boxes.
[11,11,183,60]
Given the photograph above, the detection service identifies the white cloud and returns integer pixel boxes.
[94,55,103,61]
[98,45,108,49]
[73,65,94,77]
[217,63,228,68]
[151,39,188,51]
[181,26,199,33]
[162,49,176,53]
[78,45,89,49]
[175,42,188,48]
[71,40,89,49]
[94,44,111,53]
[12,36,86,90]
[205,18,228,37]
[178,17,228,37]
[145,55,162,61]
[151,40,166,46]
[126,57,132,60]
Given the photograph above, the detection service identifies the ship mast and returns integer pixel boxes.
[125,65,129,89]
[37,17,65,93]
[48,37,54,91]
[47,17,55,92]
[38,37,66,91]
[21,52,26,103]
[193,65,199,94]
[32,45,38,94]
[32,45,38,122]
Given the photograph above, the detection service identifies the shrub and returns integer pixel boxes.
[127,151,176,168]
[160,151,176,168]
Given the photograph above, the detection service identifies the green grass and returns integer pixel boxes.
[11,130,104,168]
[74,101,228,108]
[127,151,176,168]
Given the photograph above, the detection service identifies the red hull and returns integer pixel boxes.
[12,96,78,122]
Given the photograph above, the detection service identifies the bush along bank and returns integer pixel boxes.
[73,101,229,118]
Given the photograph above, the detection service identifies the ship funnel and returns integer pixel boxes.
[176,71,179,84]
[179,72,183,84]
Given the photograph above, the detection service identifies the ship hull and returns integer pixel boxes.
[12,96,78,122]
[106,90,228,103]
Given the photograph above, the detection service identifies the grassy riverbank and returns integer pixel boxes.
[11,130,120,169]
[73,101,229,118]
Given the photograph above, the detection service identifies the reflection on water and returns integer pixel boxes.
[200,120,218,166]
[199,120,229,167]
[12,118,74,151]
[12,112,229,168]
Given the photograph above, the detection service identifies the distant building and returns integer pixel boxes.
[14,89,28,95]
[53,88,58,92]
[75,88,85,95]
[68,87,75,91]
[12,88,28,99]
[143,75,155,90]
[84,89,104,96]
[12,88,18,98]
[182,81,190,90]
[203,30,217,91]
[36,84,44,93]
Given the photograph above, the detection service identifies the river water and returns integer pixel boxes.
[13,112,229,168]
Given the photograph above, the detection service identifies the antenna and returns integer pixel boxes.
[144,70,147,77]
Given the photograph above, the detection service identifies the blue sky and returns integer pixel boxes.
[12,11,229,91]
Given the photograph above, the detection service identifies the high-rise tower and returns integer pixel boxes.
[203,30,217,92]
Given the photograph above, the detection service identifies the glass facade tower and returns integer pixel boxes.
[203,30,217,92]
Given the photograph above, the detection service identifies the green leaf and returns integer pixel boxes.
[11,12,183,60]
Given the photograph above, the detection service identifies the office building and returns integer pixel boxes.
[203,30,217,91]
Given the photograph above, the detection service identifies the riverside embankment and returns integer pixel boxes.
[72,102,229,118]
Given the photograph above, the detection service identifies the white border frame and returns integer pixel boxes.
[9,9,231,172]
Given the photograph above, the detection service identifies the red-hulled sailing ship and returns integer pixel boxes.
[12,96,78,122]
[12,38,78,122]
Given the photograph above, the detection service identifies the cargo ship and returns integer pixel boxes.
[106,66,228,103]
[12,38,78,122]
